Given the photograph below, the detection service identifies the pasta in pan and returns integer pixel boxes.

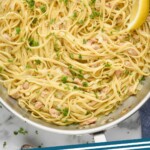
[0,0,149,126]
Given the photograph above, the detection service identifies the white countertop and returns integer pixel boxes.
[0,103,141,150]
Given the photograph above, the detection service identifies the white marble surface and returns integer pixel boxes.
[0,103,141,150]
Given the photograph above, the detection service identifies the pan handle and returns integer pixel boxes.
[93,131,107,143]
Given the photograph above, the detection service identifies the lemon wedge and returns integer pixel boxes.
[127,0,150,31]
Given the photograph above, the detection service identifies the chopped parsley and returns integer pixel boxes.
[139,76,145,83]
[72,12,77,19]
[86,111,91,115]
[60,0,68,5]
[82,82,88,87]
[78,54,82,59]
[14,127,28,135]
[90,0,96,5]
[61,76,68,83]
[8,59,13,63]
[3,141,6,148]
[40,5,46,13]
[78,69,83,74]
[78,74,84,79]
[16,27,21,34]
[29,38,39,47]
[62,108,69,116]
[117,91,121,96]
[68,64,73,69]
[124,70,132,75]
[104,62,111,68]
[77,20,84,25]
[90,10,100,19]
[69,53,74,59]
[54,42,60,51]
[35,60,41,65]
[57,108,69,116]
[26,0,35,8]
[35,130,38,134]
[68,66,84,79]
[73,86,81,90]
[50,18,56,24]
[73,86,78,90]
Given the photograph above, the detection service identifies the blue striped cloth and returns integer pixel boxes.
[139,98,150,138]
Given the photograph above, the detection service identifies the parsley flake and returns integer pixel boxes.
[26,0,35,8]
[61,76,68,83]
[139,76,145,83]
[79,54,82,59]
[29,38,39,47]
[104,62,111,68]
[77,20,84,25]
[50,18,56,24]
[3,141,6,148]
[82,82,88,87]
[40,5,46,13]
[35,60,41,65]
[62,108,69,116]
[14,127,28,135]
[90,0,96,5]
[72,12,77,19]
[16,27,21,34]
[90,10,100,19]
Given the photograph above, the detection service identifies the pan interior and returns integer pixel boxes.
[0,77,150,133]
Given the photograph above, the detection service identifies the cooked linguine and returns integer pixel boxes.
[0,0,149,126]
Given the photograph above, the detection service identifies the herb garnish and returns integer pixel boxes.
[61,76,68,83]
[3,141,6,148]
[78,54,82,59]
[104,62,111,68]
[69,53,74,59]
[16,27,21,34]
[29,38,39,47]
[90,10,100,19]
[14,127,28,135]
[62,108,69,116]
[82,82,88,87]
[26,0,35,8]
[72,12,77,19]
[57,108,69,116]
[8,59,13,63]
[40,5,46,13]
[60,0,68,5]
[90,0,96,5]
[35,130,38,134]
[77,20,84,25]
[35,60,41,65]
[139,76,145,83]
[50,18,56,24]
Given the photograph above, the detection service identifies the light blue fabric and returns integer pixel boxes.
[139,99,150,138]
